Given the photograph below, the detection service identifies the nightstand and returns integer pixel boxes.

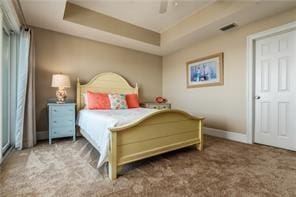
[48,103,76,144]
[141,102,171,110]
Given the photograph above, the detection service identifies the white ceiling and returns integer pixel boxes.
[20,0,296,55]
[69,0,215,33]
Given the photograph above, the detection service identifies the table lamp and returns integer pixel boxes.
[51,74,70,104]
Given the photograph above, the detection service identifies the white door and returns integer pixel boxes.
[255,30,296,151]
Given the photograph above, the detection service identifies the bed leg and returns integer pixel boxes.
[197,142,203,151]
[117,165,123,175]
[109,161,117,180]
[197,120,204,151]
[109,132,117,180]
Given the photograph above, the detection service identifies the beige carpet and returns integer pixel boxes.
[1,136,296,197]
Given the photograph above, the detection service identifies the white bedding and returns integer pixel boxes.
[76,108,158,168]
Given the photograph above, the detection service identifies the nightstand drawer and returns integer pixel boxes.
[48,103,76,144]
[150,104,170,109]
[51,106,75,117]
[157,105,170,110]
[51,126,74,138]
[52,117,75,128]
[141,103,171,110]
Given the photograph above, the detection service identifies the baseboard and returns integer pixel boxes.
[36,131,49,141]
[204,127,249,144]
[36,130,82,141]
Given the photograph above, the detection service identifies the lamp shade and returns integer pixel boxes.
[51,74,71,88]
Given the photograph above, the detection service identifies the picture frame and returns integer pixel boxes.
[186,52,224,88]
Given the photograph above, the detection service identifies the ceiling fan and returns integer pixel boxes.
[159,0,178,14]
[159,0,169,14]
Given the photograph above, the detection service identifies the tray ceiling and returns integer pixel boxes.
[69,0,214,33]
[20,0,296,55]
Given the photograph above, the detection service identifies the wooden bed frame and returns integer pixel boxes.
[76,72,204,180]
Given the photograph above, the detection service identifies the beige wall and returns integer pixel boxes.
[163,8,296,133]
[34,27,162,132]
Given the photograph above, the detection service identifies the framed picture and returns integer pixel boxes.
[186,53,224,88]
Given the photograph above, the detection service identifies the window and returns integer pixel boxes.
[0,3,20,162]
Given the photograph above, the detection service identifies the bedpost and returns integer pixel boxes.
[76,77,81,111]
[135,83,139,95]
[109,131,117,180]
[197,119,204,151]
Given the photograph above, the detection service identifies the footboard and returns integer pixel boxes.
[108,109,204,180]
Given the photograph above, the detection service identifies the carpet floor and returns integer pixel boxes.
[1,136,296,197]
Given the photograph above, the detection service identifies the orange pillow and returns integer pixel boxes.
[86,91,110,110]
[126,94,140,108]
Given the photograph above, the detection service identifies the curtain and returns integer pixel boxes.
[23,29,36,148]
[15,28,36,149]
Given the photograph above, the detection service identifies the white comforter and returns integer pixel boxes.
[76,108,158,168]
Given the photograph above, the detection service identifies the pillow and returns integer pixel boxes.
[108,93,128,110]
[86,91,110,110]
[126,94,140,108]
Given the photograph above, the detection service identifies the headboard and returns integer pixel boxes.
[76,72,138,111]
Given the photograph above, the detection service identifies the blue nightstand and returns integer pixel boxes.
[48,103,76,144]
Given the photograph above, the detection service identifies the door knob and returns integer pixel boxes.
[255,96,261,100]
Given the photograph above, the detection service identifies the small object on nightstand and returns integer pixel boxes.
[48,102,76,144]
[155,96,168,104]
[141,102,171,110]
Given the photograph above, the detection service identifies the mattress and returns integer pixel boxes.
[76,108,158,168]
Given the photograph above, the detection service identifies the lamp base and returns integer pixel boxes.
[56,88,67,104]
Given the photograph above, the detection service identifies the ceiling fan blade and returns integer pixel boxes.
[159,0,168,14]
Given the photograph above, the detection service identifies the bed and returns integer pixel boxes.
[76,72,204,180]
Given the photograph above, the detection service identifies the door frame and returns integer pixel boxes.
[246,21,296,144]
